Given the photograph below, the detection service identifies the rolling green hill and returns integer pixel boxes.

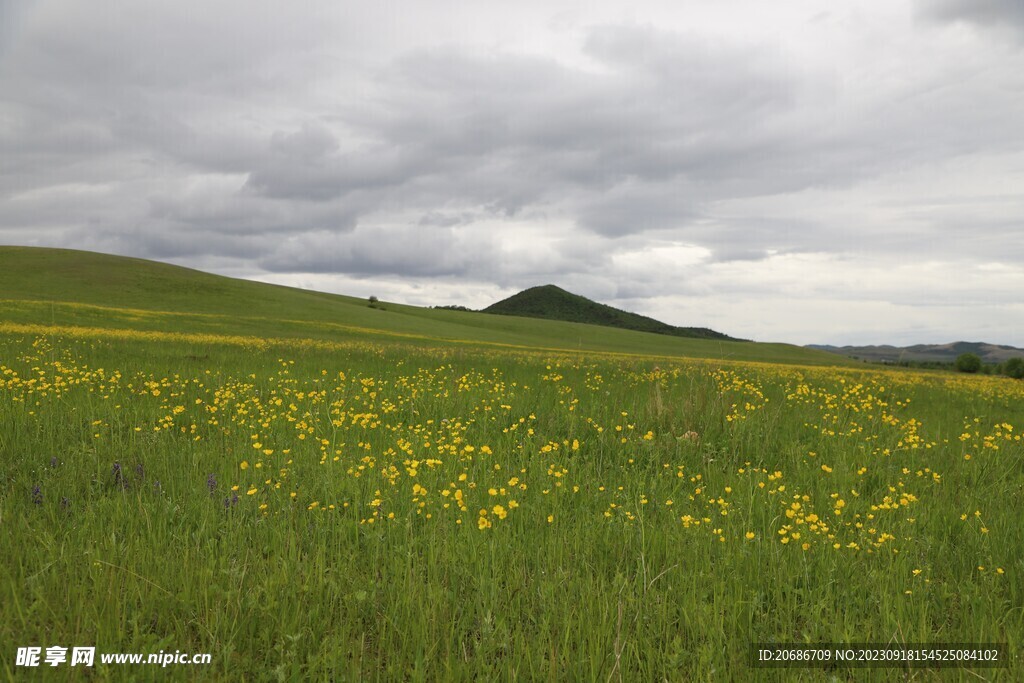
[0,246,851,366]
[483,284,739,341]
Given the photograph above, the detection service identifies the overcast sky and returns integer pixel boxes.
[2,0,1022,346]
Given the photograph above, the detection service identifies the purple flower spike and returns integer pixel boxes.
[112,462,125,488]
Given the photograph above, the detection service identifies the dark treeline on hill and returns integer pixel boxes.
[481,285,740,341]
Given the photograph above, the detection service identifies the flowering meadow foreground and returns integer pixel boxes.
[2,328,1022,680]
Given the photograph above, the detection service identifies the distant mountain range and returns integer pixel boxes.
[482,285,740,341]
[807,341,1024,365]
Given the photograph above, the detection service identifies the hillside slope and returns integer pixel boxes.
[0,246,850,366]
[808,341,1024,364]
[483,285,739,341]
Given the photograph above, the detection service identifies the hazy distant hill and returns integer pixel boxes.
[483,284,739,341]
[807,341,1024,364]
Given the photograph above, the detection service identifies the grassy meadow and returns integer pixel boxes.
[0,246,851,367]
[1,248,1022,680]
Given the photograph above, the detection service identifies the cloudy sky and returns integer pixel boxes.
[2,0,1022,346]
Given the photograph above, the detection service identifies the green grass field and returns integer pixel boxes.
[1,248,1021,680]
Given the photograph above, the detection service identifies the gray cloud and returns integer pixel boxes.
[243,123,430,201]
[918,0,1024,29]
[1,1,1023,345]
[257,226,487,278]
[575,182,703,237]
